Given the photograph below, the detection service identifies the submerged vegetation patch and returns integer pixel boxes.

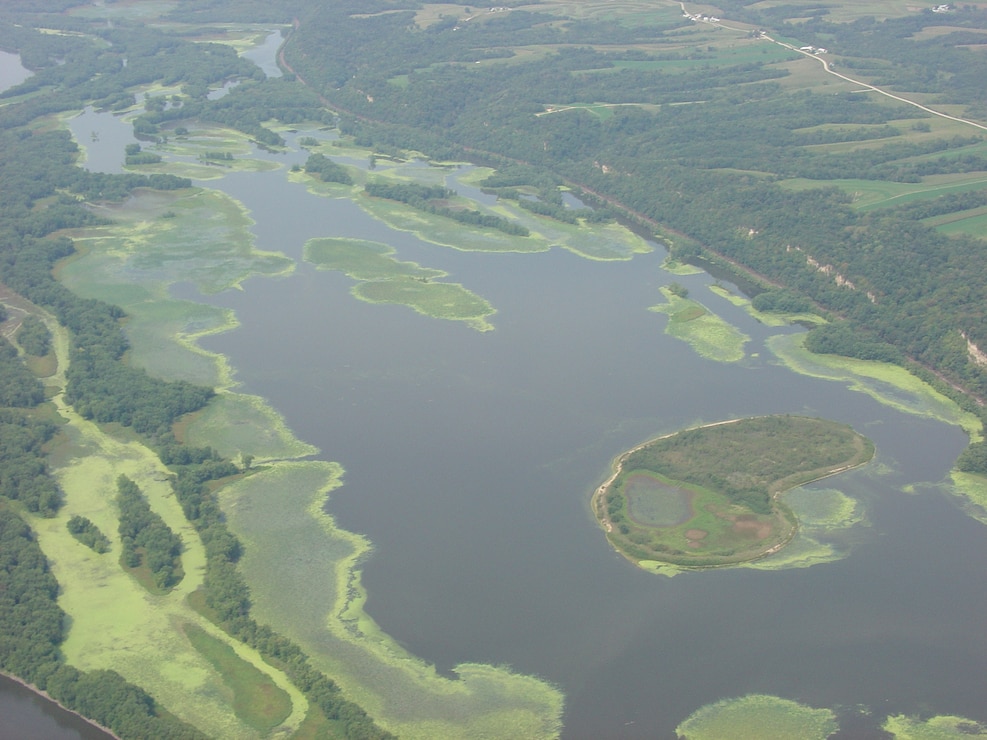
[305,237,496,331]
[883,713,987,738]
[594,416,874,571]
[650,286,749,362]
[743,486,869,571]
[220,461,565,739]
[676,694,838,740]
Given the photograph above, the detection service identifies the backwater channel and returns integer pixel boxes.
[6,54,986,737]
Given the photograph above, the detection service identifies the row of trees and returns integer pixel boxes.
[365,180,530,236]
[116,475,184,590]
[15,315,51,357]
[0,411,60,517]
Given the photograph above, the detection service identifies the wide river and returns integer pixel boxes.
[192,163,987,739]
[3,46,986,738]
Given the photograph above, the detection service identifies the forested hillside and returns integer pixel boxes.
[284,1,987,424]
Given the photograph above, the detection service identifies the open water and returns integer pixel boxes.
[190,164,987,738]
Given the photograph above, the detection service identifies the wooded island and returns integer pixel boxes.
[594,416,874,570]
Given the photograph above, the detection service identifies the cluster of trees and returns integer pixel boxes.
[66,515,110,554]
[751,290,815,314]
[116,475,183,590]
[365,180,530,236]
[0,21,262,130]
[0,411,60,516]
[137,78,333,146]
[621,417,868,516]
[885,189,987,221]
[124,143,162,166]
[304,152,353,184]
[15,315,51,357]
[0,336,44,408]
[957,441,987,474]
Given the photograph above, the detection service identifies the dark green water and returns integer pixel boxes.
[41,109,987,739]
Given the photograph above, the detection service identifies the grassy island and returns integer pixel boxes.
[594,416,874,571]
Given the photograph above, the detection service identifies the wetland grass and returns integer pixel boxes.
[305,237,495,330]
[677,694,838,740]
[650,286,749,362]
[182,623,293,734]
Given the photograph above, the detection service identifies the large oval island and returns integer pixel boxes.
[594,416,874,571]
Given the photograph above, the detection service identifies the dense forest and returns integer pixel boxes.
[283,0,987,438]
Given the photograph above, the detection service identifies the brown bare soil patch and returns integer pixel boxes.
[731,517,772,540]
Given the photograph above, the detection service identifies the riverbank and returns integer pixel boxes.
[0,671,120,740]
